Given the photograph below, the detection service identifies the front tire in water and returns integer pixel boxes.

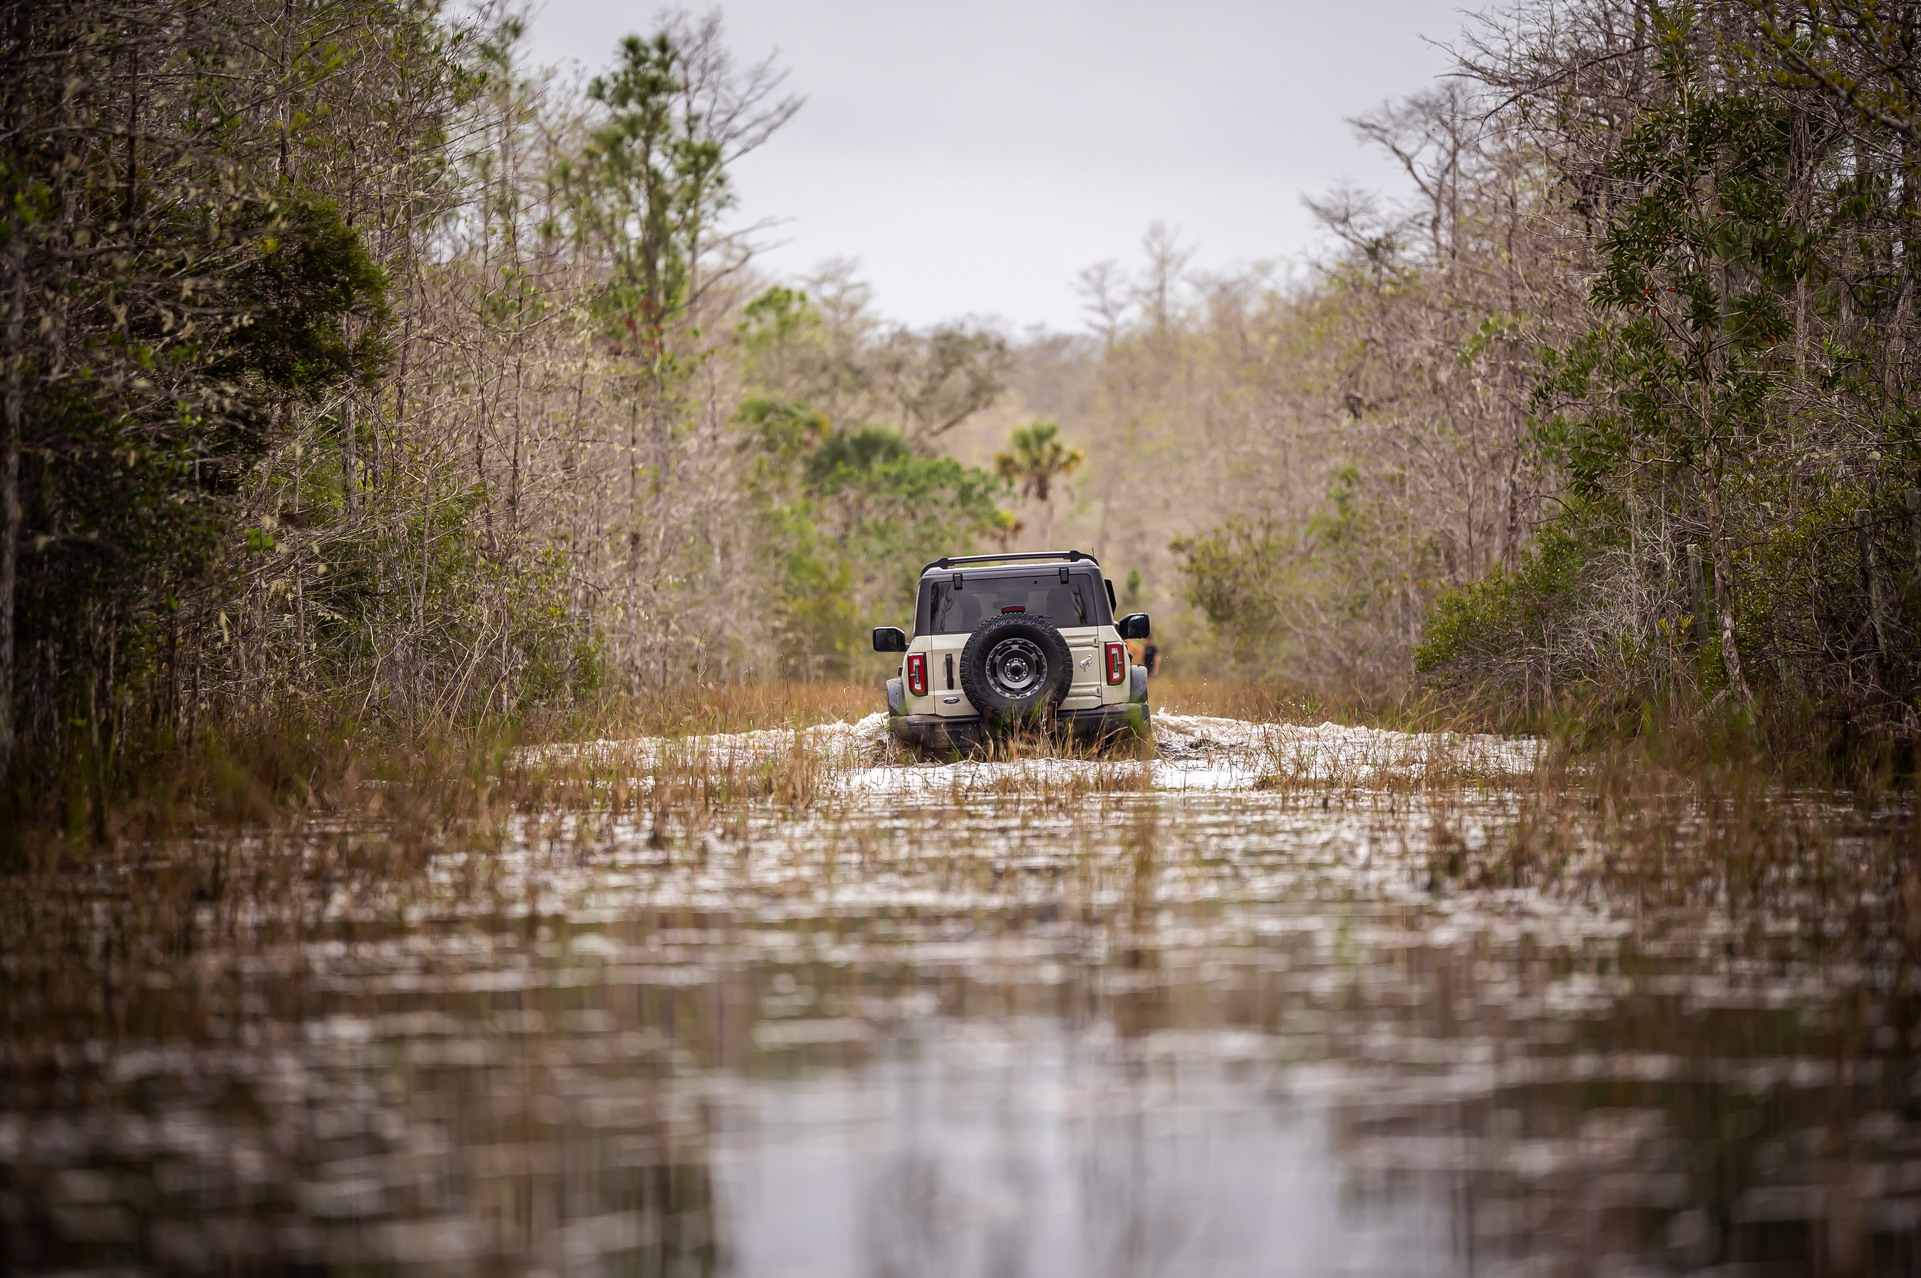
[958,613,1073,729]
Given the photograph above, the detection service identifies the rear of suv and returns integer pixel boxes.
[871,550,1151,751]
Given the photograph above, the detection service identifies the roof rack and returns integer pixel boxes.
[919,550,1099,575]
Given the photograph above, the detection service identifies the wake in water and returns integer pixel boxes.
[528,712,1544,793]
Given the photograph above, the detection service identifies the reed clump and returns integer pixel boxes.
[959,720,1156,764]
[1145,694,1916,962]
[1421,722,1919,949]
[1151,676,1482,734]
[3,682,879,863]
[15,669,1918,978]
[1246,731,1538,800]
[937,762,1153,809]
[526,682,876,741]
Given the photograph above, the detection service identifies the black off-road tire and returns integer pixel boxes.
[959,613,1073,729]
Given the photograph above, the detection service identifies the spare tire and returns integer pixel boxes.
[959,613,1073,728]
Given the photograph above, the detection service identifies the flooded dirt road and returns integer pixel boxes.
[4,716,1918,1276]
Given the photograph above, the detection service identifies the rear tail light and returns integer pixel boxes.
[906,652,928,696]
[1105,642,1126,685]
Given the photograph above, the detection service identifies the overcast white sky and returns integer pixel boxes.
[520,0,1473,332]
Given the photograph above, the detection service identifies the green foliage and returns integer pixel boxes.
[740,395,830,463]
[0,0,585,816]
[759,419,1005,677]
[572,33,726,345]
[1416,521,1603,674]
[222,196,392,394]
[1420,0,1921,730]
[738,286,821,359]
[808,424,912,485]
[1175,518,1290,650]
[732,285,1012,677]
[994,420,1084,504]
[1535,64,1802,501]
[1174,466,1409,682]
[734,285,865,414]
[19,192,392,741]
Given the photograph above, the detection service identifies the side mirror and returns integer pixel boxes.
[1118,613,1151,641]
[872,626,908,653]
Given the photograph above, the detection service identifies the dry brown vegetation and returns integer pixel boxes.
[4,681,864,857]
[10,0,1921,860]
[6,718,1911,1278]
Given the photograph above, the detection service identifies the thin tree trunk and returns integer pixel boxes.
[0,228,24,774]
[1703,447,1753,706]
[342,397,357,518]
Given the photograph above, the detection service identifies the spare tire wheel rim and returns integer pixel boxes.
[985,637,1047,700]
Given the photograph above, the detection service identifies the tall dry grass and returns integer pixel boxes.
[1147,676,1917,963]
[7,673,1917,1069]
[16,671,1921,957]
[1150,675,1495,733]
[4,683,882,861]
[532,682,878,739]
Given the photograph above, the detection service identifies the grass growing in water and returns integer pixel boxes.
[8,675,1918,975]
[4,682,880,859]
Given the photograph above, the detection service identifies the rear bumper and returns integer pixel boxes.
[888,702,1151,751]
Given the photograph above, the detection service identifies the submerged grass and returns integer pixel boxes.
[6,673,1918,983]
[2,682,878,864]
[9,736,1918,1276]
[3,679,1918,1155]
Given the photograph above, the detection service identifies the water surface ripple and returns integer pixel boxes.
[3,718,1916,1276]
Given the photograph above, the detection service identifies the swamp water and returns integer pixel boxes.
[3,714,1919,1277]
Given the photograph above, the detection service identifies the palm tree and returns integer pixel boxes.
[994,420,1085,546]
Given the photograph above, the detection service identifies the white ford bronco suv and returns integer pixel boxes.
[871,550,1152,750]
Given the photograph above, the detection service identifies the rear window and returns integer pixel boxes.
[917,572,1108,635]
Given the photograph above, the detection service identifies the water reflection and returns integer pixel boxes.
[2,778,1915,1275]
